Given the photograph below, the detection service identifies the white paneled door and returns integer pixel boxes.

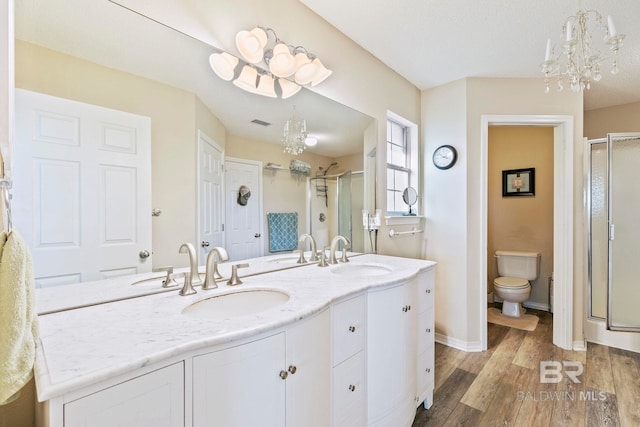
[197,131,224,263]
[224,158,262,261]
[13,89,151,287]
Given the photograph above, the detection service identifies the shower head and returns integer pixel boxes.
[322,162,338,175]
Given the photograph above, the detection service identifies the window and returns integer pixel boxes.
[386,112,418,216]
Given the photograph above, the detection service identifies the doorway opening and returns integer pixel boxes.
[480,115,574,351]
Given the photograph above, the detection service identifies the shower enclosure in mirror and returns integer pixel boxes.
[588,133,640,332]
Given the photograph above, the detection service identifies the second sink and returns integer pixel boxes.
[182,289,290,320]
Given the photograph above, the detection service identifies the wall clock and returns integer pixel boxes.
[432,145,457,170]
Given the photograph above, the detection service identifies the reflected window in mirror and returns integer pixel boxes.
[386,112,419,216]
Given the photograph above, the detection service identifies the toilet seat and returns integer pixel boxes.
[494,276,529,289]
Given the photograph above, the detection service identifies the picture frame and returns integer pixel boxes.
[502,168,535,197]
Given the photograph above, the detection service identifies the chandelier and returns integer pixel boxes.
[282,107,308,155]
[541,10,624,93]
[209,26,332,99]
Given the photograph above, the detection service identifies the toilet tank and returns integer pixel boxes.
[495,250,540,280]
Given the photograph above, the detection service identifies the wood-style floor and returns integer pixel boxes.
[413,307,640,426]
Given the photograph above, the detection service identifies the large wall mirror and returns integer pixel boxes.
[13,0,375,286]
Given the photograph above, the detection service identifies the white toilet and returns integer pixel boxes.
[493,250,541,317]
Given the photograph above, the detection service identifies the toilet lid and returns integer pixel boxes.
[494,277,529,288]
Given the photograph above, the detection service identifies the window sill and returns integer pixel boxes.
[384,215,423,226]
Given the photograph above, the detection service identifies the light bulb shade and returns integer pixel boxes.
[310,58,332,86]
[294,59,318,85]
[279,79,301,99]
[236,27,267,63]
[233,65,259,93]
[209,52,239,81]
[269,43,297,78]
[255,74,277,98]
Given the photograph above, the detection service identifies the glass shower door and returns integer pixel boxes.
[608,133,640,331]
[337,171,352,249]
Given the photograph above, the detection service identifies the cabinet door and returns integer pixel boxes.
[193,333,286,427]
[64,362,184,427]
[286,309,331,427]
[367,281,416,426]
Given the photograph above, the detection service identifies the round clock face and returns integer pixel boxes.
[432,145,457,170]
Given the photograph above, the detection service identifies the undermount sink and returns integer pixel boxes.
[330,263,393,277]
[182,290,290,319]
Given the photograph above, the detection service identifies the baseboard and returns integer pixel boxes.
[573,339,587,351]
[435,333,483,352]
[523,301,551,312]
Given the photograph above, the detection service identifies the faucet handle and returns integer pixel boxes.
[227,263,250,286]
[153,266,178,288]
[318,247,330,267]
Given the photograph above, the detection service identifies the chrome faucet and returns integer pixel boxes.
[299,233,319,262]
[178,243,199,295]
[152,266,178,288]
[203,247,229,290]
[227,263,249,286]
[329,235,351,264]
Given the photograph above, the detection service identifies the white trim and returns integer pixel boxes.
[523,301,551,312]
[573,340,587,351]
[384,215,423,226]
[481,114,574,351]
[435,333,482,352]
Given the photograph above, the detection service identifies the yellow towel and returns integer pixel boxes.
[0,230,38,405]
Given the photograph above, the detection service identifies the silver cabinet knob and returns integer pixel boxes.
[139,250,150,259]
[279,370,288,380]
[348,384,356,392]
[425,368,431,373]
[426,328,431,333]
[255,233,261,238]
[426,289,432,294]
[288,365,297,374]
[201,241,210,247]
[348,326,356,333]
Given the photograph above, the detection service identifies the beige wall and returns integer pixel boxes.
[488,126,554,308]
[423,77,583,349]
[15,41,207,268]
[584,100,640,139]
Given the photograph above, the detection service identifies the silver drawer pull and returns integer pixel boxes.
[348,326,356,332]
[279,370,288,380]
[425,328,431,333]
[425,368,431,373]
[288,365,297,374]
[348,384,356,392]
[425,289,431,294]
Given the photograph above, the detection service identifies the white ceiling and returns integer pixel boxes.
[300,0,640,111]
[14,0,374,158]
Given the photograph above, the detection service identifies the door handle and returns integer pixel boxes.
[139,250,151,259]
[255,233,261,238]
[201,241,210,248]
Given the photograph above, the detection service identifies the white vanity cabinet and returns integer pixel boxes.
[367,278,418,427]
[331,294,366,427]
[192,308,331,427]
[63,362,184,427]
[416,268,435,409]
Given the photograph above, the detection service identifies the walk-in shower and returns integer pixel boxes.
[587,133,640,333]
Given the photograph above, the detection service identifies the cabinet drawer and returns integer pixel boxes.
[417,345,435,393]
[65,362,184,427]
[418,269,435,312]
[418,309,435,354]
[333,352,366,427]
[332,294,365,365]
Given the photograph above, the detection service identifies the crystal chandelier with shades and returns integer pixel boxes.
[209,26,332,99]
[541,9,624,93]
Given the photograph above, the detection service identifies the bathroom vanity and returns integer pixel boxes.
[34,253,435,427]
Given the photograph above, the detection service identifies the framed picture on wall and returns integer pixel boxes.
[502,168,535,197]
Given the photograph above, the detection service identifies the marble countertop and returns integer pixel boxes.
[34,253,436,402]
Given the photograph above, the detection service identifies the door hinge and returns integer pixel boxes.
[609,223,615,240]
[222,223,225,232]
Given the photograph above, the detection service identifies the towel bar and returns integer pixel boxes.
[389,227,423,237]
[0,179,12,235]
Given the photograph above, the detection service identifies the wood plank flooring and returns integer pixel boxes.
[413,308,640,427]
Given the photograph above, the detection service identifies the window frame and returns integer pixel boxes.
[385,112,419,217]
